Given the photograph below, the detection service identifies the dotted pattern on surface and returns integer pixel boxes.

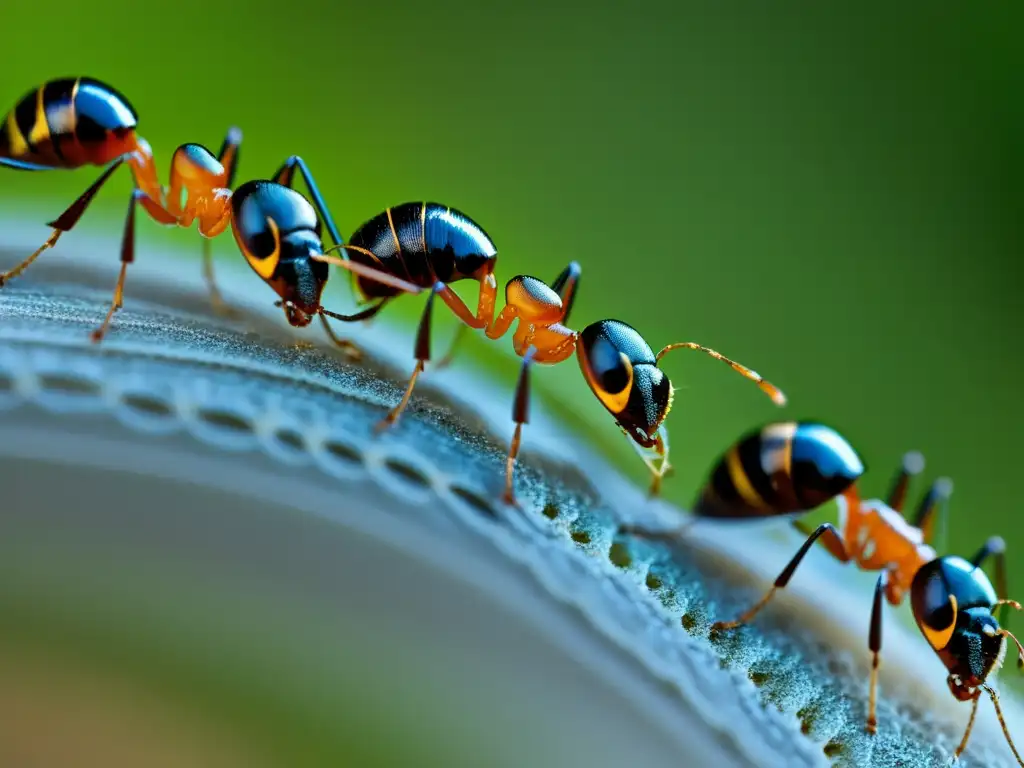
[0,285,1018,768]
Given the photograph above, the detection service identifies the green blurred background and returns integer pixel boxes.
[1,0,1022,760]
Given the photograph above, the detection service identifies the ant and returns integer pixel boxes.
[284,184,787,503]
[627,421,1022,764]
[0,77,407,347]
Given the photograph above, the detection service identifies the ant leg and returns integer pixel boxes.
[273,155,343,248]
[551,261,581,323]
[320,300,390,324]
[201,238,239,318]
[0,158,125,287]
[885,451,925,513]
[217,126,243,188]
[503,346,536,505]
[317,313,362,361]
[425,272,501,368]
[317,298,389,362]
[953,689,983,762]
[980,686,1024,767]
[866,571,887,735]
[912,477,954,551]
[712,523,849,632]
[435,273,498,330]
[971,536,1014,628]
[376,285,440,431]
[197,130,242,317]
[435,324,468,370]
[90,189,145,342]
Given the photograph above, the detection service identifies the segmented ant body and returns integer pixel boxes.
[301,191,786,502]
[0,78,410,346]
[630,422,1022,763]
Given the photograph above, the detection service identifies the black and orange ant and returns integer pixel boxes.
[287,192,787,503]
[628,421,1022,763]
[0,77,410,347]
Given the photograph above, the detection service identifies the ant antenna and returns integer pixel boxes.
[655,342,787,406]
[1002,628,1024,671]
[312,245,422,294]
[983,684,1024,767]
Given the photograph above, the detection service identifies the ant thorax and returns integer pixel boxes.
[837,493,936,604]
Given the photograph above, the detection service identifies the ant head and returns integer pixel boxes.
[278,301,313,327]
[504,276,563,324]
[576,320,670,448]
[232,181,328,322]
[911,556,1004,689]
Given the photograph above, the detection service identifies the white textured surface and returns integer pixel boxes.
[0,219,1020,767]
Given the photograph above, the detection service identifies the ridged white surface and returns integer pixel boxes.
[0,220,1020,767]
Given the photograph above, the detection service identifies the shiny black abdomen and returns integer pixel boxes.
[696,421,865,518]
[346,202,497,299]
[0,77,138,169]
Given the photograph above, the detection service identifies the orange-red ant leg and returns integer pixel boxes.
[0,159,126,287]
[201,128,243,314]
[885,451,925,514]
[376,285,441,431]
[485,304,518,341]
[712,523,849,632]
[866,571,887,735]
[436,273,499,330]
[127,137,163,202]
[90,189,145,342]
[503,346,536,505]
[432,272,500,370]
[196,192,237,316]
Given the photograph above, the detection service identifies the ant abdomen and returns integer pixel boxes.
[695,421,865,518]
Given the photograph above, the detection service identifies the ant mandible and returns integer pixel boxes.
[275,172,786,502]
[627,421,1022,764]
[0,77,409,349]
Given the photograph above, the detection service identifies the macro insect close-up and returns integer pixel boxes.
[0,4,1021,768]
[627,422,1023,763]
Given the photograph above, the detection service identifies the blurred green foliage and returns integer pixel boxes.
[1,0,1022,708]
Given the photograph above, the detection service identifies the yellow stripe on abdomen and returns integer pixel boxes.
[5,111,29,158]
[725,445,770,512]
[28,86,51,148]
